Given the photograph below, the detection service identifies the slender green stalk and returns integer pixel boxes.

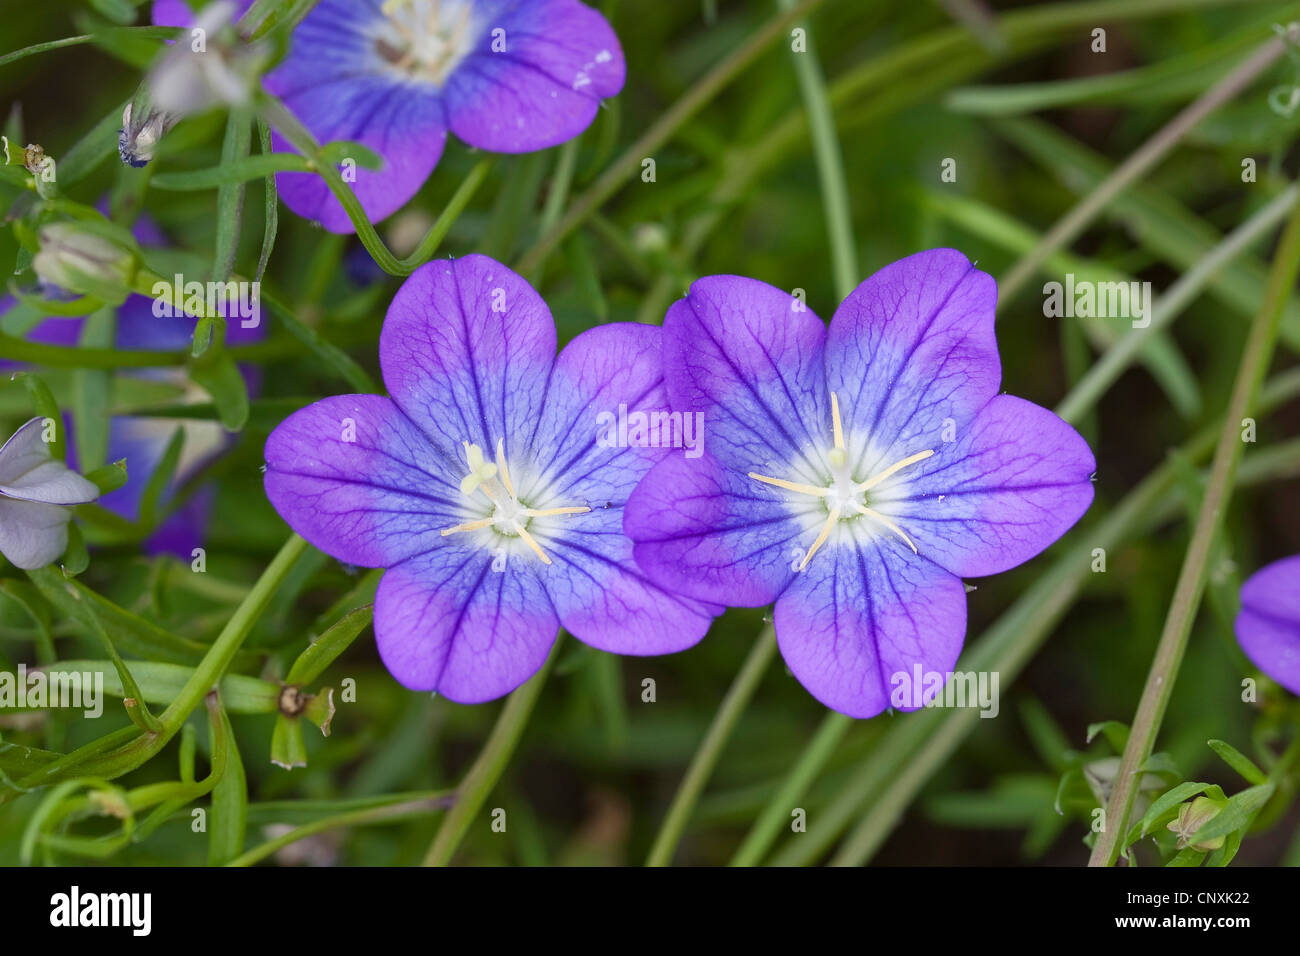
[777,0,857,299]
[773,369,1300,866]
[1055,184,1299,424]
[646,627,779,866]
[514,0,828,274]
[229,793,451,867]
[1089,199,1300,867]
[260,95,493,275]
[999,27,1295,302]
[729,710,851,866]
[12,535,310,790]
[422,638,563,866]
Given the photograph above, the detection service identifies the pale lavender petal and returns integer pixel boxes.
[378,255,555,460]
[662,274,828,479]
[881,395,1095,578]
[774,543,967,719]
[0,418,100,505]
[825,248,1000,473]
[445,0,623,152]
[374,546,558,701]
[263,394,461,566]
[0,498,75,570]
[1236,555,1300,695]
[625,451,804,607]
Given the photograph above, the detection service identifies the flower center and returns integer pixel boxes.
[375,0,476,86]
[747,392,933,571]
[440,438,591,565]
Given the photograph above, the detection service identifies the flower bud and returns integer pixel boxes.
[1167,796,1226,851]
[118,101,176,168]
[32,223,138,305]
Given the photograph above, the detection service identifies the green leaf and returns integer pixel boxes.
[1166,846,1207,867]
[208,704,247,865]
[21,375,64,461]
[1132,781,1215,841]
[255,119,278,283]
[1191,783,1276,844]
[83,459,129,495]
[47,660,278,714]
[61,523,90,576]
[1086,720,1129,751]
[25,565,234,665]
[271,714,308,770]
[137,427,184,529]
[150,153,311,191]
[262,290,377,392]
[286,605,373,686]
[1206,739,1268,785]
[318,140,383,171]
[189,350,249,430]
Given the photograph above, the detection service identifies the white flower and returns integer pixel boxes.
[148,1,267,117]
[0,418,100,570]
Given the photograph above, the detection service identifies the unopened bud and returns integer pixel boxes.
[32,223,138,305]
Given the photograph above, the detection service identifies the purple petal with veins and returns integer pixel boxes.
[625,248,1096,718]
[1235,555,1300,695]
[156,0,625,233]
[264,254,716,703]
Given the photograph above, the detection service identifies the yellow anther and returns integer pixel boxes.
[515,525,552,565]
[748,473,830,497]
[852,503,919,553]
[523,506,592,518]
[440,516,495,537]
[855,449,935,493]
[798,508,840,570]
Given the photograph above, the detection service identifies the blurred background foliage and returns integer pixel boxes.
[1,0,1299,866]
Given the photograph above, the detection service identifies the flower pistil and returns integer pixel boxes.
[748,392,934,570]
[441,438,591,565]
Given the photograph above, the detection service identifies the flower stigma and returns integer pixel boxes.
[748,392,934,570]
[376,0,477,86]
[441,438,591,565]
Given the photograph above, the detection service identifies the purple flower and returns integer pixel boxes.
[262,254,717,703]
[154,0,625,233]
[1235,555,1300,696]
[624,249,1097,718]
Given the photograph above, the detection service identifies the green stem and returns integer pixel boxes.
[422,638,562,866]
[999,27,1294,302]
[1089,199,1300,867]
[646,627,779,866]
[259,95,492,275]
[13,535,309,789]
[777,0,857,300]
[774,370,1300,867]
[1055,183,1299,423]
[229,793,451,867]
[729,710,851,866]
[514,0,828,275]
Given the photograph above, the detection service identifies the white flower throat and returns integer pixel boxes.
[376,0,477,86]
[748,392,934,570]
[440,438,590,565]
